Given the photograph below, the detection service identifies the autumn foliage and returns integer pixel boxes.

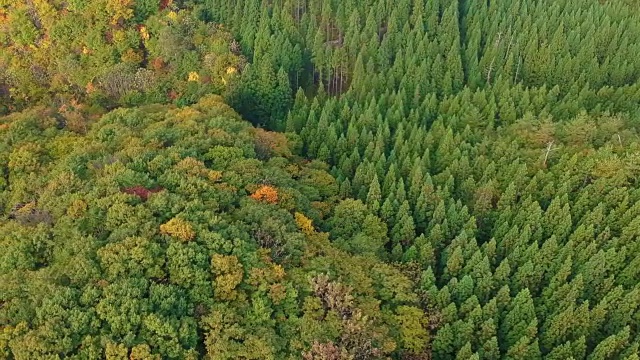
[174,157,221,181]
[254,128,292,159]
[160,217,195,242]
[159,0,173,10]
[295,212,314,235]
[250,185,279,204]
[122,186,163,201]
[211,254,244,301]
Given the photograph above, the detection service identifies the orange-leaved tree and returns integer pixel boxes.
[250,185,278,204]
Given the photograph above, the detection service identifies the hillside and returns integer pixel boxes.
[0,96,431,359]
[1,0,640,359]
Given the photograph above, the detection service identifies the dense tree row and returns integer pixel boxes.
[198,0,640,128]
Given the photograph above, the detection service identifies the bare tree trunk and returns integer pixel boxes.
[504,27,514,60]
[486,57,495,85]
[543,141,554,166]
[338,64,344,94]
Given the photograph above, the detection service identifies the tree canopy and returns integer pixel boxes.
[2,0,640,358]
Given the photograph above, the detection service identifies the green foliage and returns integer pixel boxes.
[0,2,246,112]
[0,97,425,358]
[199,0,640,358]
[2,0,640,358]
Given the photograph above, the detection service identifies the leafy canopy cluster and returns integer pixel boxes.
[0,96,430,359]
[0,0,245,113]
[2,0,640,358]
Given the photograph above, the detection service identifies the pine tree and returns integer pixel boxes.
[588,326,631,360]
[455,342,475,360]
[366,174,382,213]
[391,201,416,247]
[501,288,538,350]
[481,336,500,360]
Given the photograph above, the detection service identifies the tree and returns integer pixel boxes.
[250,185,279,204]
[395,306,430,355]
[211,254,244,301]
[588,327,631,360]
[329,199,388,256]
[160,217,196,242]
[501,289,538,349]
[366,174,382,213]
[391,201,416,247]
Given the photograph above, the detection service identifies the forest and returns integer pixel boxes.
[1,0,640,359]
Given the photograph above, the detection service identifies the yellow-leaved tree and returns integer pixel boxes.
[295,212,314,235]
[211,254,244,301]
[160,218,195,242]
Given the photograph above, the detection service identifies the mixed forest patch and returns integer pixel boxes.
[1,0,640,358]
[0,96,431,359]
